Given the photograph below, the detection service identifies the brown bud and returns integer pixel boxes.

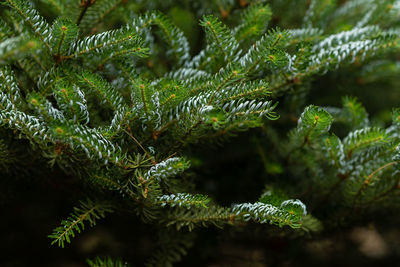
[55,127,64,134]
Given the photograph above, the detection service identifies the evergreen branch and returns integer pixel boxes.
[240,28,288,75]
[48,199,113,248]
[234,3,272,42]
[392,108,400,125]
[206,119,263,140]
[21,55,47,74]
[180,119,203,142]
[36,66,65,96]
[65,15,150,60]
[201,16,229,62]
[80,0,125,34]
[367,161,399,181]
[358,176,400,206]
[140,83,150,119]
[122,128,153,160]
[219,80,270,102]
[232,200,306,228]
[207,67,243,104]
[90,173,126,191]
[26,92,65,122]
[130,81,164,132]
[38,0,64,15]
[0,106,50,143]
[0,66,23,106]
[323,134,346,168]
[166,68,211,81]
[1,2,400,264]
[97,44,149,68]
[50,18,79,59]
[0,19,12,42]
[5,0,52,52]
[0,36,39,64]
[78,71,126,111]
[313,26,381,51]
[53,83,89,124]
[50,122,124,165]
[344,127,390,159]
[153,12,190,66]
[223,99,279,121]
[66,34,131,59]
[156,193,211,208]
[76,0,97,26]
[303,0,336,28]
[144,157,190,182]
[286,28,323,46]
[200,15,240,64]
[269,32,399,97]
[166,205,235,231]
[308,37,398,74]
[186,49,217,70]
[331,0,393,28]
[351,160,399,209]
[104,107,135,139]
[89,172,141,201]
[339,96,369,129]
[294,105,333,146]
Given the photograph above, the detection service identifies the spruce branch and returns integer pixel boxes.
[49,122,124,165]
[78,71,126,111]
[48,198,113,248]
[53,83,89,124]
[220,80,271,102]
[232,200,307,228]
[156,193,211,208]
[166,205,235,231]
[26,92,65,122]
[207,67,243,104]
[144,157,190,182]
[89,171,142,202]
[152,12,190,66]
[64,19,149,61]
[5,0,52,52]
[223,99,279,121]
[0,66,23,106]
[234,3,272,42]
[240,28,288,75]
[0,108,50,144]
[339,96,369,129]
[0,36,39,64]
[39,0,64,15]
[200,15,240,64]
[366,161,399,183]
[80,0,125,34]
[76,0,97,26]
[344,127,390,159]
[292,105,333,147]
[122,128,153,160]
[50,18,79,60]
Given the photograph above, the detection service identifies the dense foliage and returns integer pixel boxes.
[1,0,400,266]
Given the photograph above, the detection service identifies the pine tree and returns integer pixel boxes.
[1,0,400,265]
